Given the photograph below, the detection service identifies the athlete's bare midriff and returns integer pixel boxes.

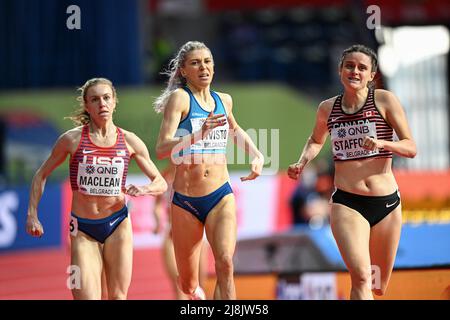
[334,157,398,196]
[71,192,127,219]
[67,126,129,219]
[172,153,229,196]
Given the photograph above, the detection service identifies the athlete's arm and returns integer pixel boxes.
[219,92,264,181]
[125,132,167,197]
[151,163,175,234]
[26,132,74,237]
[367,90,416,158]
[151,190,165,234]
[287,99,331,180]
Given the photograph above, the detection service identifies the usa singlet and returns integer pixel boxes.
[174,87,229,157]
[70,125,130,196]
[327,89,393,161]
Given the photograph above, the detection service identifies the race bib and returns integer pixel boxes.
[331,120,379,160]
[77,162,124,196]
[69,216,78,237]
[190,118,228,151]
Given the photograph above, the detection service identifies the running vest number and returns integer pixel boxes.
[189,117,228,151]
[330,119,379,160]
[77,155,124,196]
[175,87,229,156]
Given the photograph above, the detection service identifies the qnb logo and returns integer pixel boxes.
[85,165,95,175]
[67,265,81,290]
[0,192,19,248]
[337,128,346,139]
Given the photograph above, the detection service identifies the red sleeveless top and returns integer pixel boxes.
[69,125,131,196]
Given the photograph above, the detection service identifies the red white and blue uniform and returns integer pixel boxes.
[70,125,130,196]
[68,125,131,243]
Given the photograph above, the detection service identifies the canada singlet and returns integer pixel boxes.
[327,89,393,161]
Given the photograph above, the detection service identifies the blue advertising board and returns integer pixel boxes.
[0,184,62,252]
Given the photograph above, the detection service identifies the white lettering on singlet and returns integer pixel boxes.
[77,155,124,196]
[189,118,229,151]
[331,120,379,160]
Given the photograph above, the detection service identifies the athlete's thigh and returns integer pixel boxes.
[171,204,204,276]
[204,194,237,258]
[161,231,179,280]
[330,203,371,273]
[369,205,402,282]
[70,231,103,299]
[103,217,133,292]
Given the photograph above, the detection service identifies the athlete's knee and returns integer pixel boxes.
[72,289,101,300]
[214,254,234,275]
[109,293,127,300]
[108,289,128,300]
[177,276,197,295]
[349,267,372,288]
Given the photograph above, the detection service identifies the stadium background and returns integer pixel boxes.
[0,0,449,300]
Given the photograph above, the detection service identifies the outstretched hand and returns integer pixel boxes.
[362,136,383,152]
[26,215,44,237]
[125,184,146,197]
[287,162,305,180]
[240,155,264,182]
[201,111,227,138]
